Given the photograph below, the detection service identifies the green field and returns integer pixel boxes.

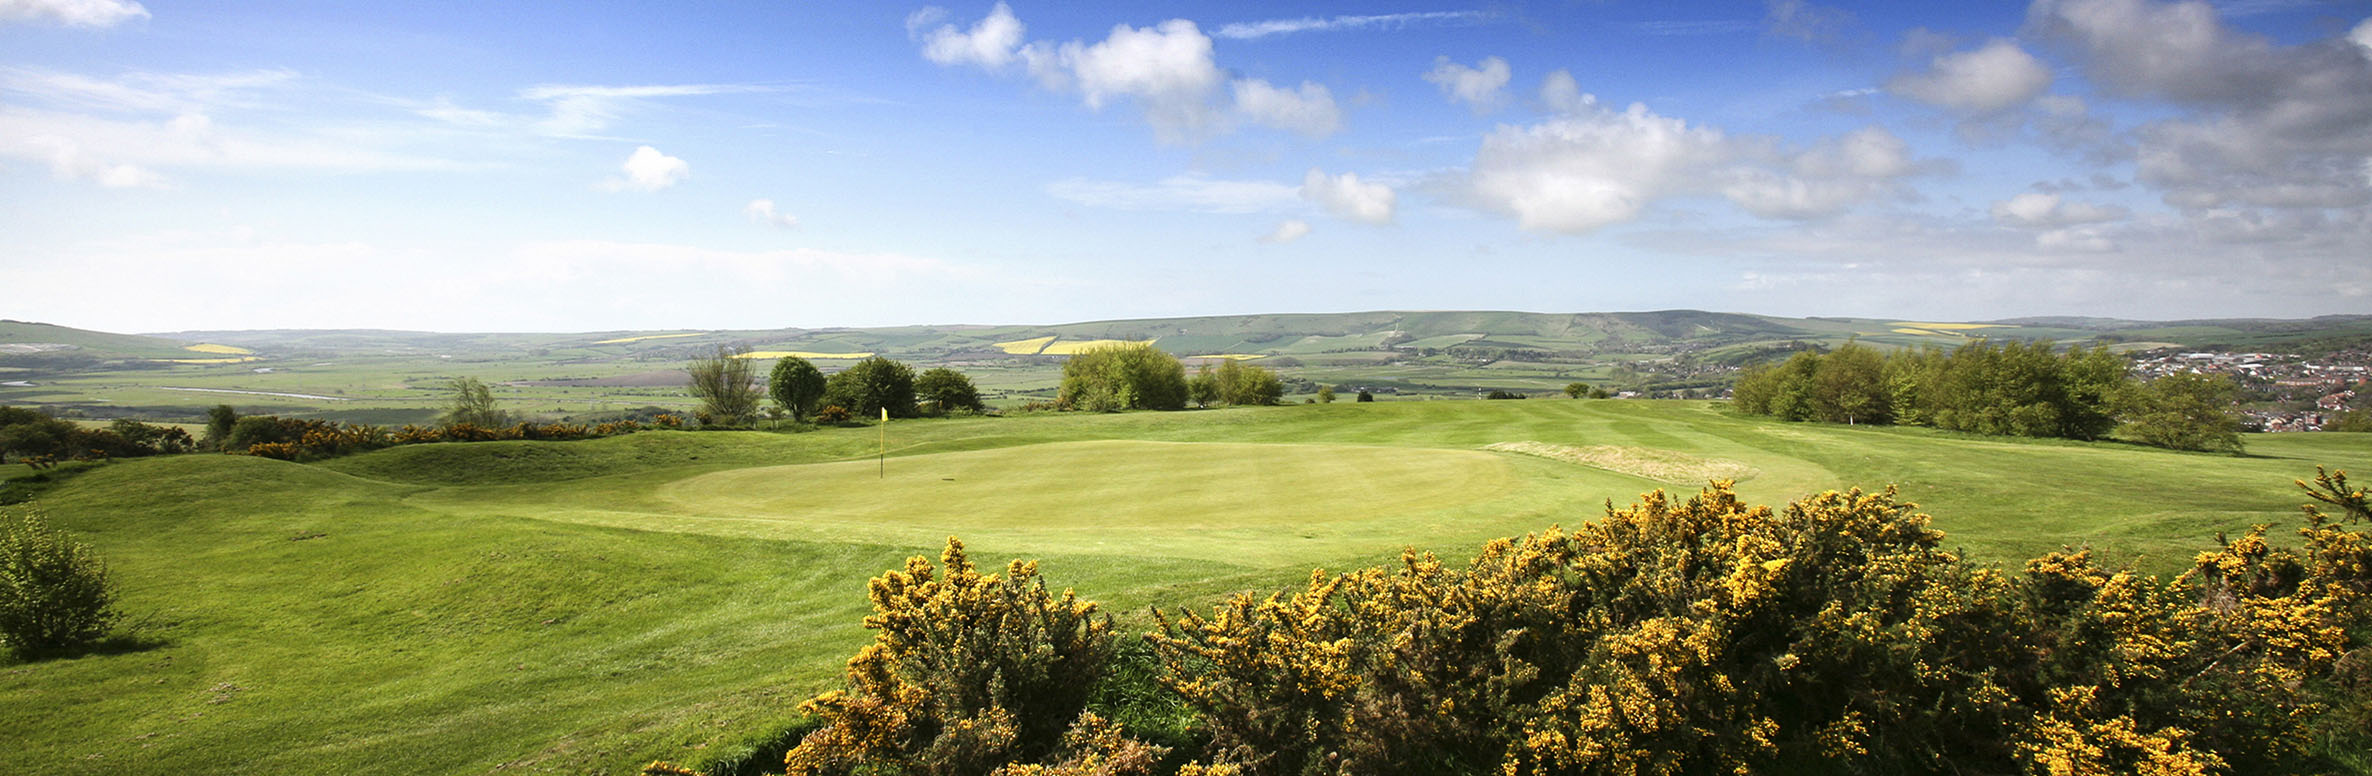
[4,399,2369,774]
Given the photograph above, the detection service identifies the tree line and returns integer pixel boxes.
[645,470,2372,776]
[1732,340,2245,452]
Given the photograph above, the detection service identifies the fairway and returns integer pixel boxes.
[656,440,1517,558]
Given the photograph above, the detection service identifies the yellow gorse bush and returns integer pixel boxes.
[672,472,2372,776]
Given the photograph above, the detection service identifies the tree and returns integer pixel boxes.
[1058,343,1187,412]
[1316,386,1336,404]
[687,345,761,427]
[1563,382,1588,399]
[769,356,827,422]
[441,376,511,428]
[822,357,919,419]
[2121,372,2245,453]
[1356,390,1375,402]
[203,404,239,450]
[0,506,117,659]
[1811,342,1888,425]
[915,367,986,415]
[2333,409,2372,433]
[1188,364,1220,408]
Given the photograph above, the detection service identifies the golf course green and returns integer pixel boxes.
[4,399,2366,774]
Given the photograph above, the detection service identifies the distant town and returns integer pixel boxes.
[2130,348,2368,431]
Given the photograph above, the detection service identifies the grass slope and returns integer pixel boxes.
[3,400,2367,774]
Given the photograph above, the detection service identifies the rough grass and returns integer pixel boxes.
[2,400,2366,775]
[1484,440,1760,483]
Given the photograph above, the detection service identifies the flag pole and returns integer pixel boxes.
[878,406,888,479]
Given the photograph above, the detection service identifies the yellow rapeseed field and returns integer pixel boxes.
[1891,327,1942,336]
[182,343,253,355]
[1038,338,1152,355]
[731,350,874,360]
[992,335,1056,355]
[1186,353,1268,360]
[592,332,705,344]
[157,357,261,364]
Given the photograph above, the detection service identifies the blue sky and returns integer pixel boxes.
[2,0,2367,332]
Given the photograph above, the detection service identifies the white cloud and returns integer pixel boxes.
[1231,79,1341,137]
[2353,18,2372,57]
[911,2,1025,68]
[1044,173,1299,213]
[0,67,297,114]
[918,8,1345,142]
[1259,219,1312,243]
[1301,168,1395,224]
[1468,82,1935,232]
[1990,191,2130,227]
[1467,99,1734,233]
[0,0,147,27]
[1887,38,2052,114]
[1538,70,1593,115]
[600,145,688,192]
[1055,19,1227,140]
[28,135,166,187]
[1214,11,1486,40]
[520,83,761,136]
[744,198,799,228]
[1424,56,1511,113]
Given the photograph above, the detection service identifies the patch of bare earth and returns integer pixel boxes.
[1484,441,1759,484]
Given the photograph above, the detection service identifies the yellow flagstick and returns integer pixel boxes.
[878,406,888,479]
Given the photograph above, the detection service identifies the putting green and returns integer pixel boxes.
[633,439,1526,562]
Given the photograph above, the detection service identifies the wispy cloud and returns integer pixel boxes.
[1628,19,1756,36]
[1214,11,1488,41]
[518,83,770,136]
[1045,173,1299,213]
[0,0,148,27]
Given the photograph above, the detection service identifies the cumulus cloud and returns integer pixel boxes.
[1044,173,1299,213]
[1466,98,1734,233]
[915,7,1348,142]
[600,145,687,192]
[1424,56,1511,113]
[909,2,1025,68]
[1215,11,1487,41]
[1722,126,1929,219]
[1231,79,1341,137]
[1466,82,1936,232]
[2028,0,2372,213]
[1886,38,2052,114]
[0,0,147,27]
[1301,168,1396,224]
[744,198,799,228]
[1989,191,2130,227]
[1259,219,1312,243]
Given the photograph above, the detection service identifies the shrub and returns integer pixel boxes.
[1355,390,1373,403]
[689,345,762,427]
[783,538,1115,776]
[1060,343,1187,412]
[0,505,118,659]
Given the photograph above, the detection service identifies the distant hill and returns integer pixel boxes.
[0,320,218,359]
[134,310,2372,364]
